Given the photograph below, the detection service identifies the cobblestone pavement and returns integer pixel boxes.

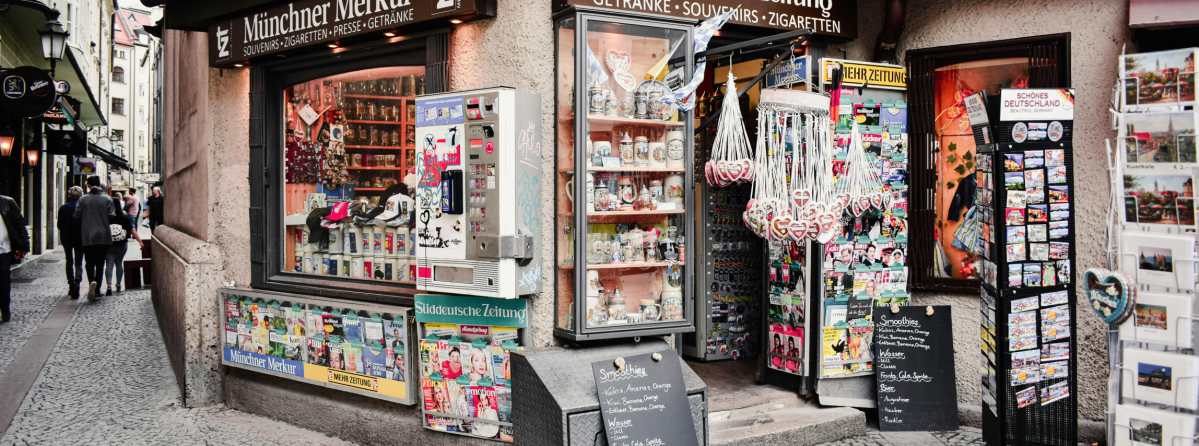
[814,427,984,446]
[0,248,351,445]
[0,254,70,378]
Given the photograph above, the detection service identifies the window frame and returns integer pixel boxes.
[113,66,125,83]
[112,97,125,115]
[905,33,1071,293]
[248,31,449,306]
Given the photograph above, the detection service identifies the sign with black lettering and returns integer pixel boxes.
[556,0,857,39]
[208,0,496,67]
[820,58,906,90]
[872,306,959,431]
[592,350,698,446]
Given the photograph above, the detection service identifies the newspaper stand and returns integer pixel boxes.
[969,89,1079,446]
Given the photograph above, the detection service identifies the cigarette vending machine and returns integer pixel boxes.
[414,87,542,298]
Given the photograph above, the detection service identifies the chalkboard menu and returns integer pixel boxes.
[873,306,959,431]
[592,350,699,446]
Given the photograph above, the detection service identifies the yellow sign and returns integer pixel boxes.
[303,364,408,400]
[820,59,906,90]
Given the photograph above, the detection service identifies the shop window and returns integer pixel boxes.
[113,66,125,83]
[279,66,426,284]
[906,34,1069,292]
[249,35,442,302]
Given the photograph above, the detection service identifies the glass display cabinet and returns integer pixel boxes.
[553,8,697,341]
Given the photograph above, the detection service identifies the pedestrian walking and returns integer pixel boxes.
[74,176,114,301]
[126,188,140,230]
[57,186,86,299]
[146,187,164,234]
[105,196,143,296]
[0,194,30,323]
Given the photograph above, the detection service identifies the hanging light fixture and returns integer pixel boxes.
[39,18,69,75]
[0,129,14,157]
[26,147,39,167]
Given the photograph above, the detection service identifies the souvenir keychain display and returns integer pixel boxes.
[706,69,755,187]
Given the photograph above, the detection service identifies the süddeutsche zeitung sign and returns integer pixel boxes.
[208,0,495,67]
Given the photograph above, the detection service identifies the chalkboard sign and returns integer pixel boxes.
[872,306,959,431]
[592,350,699,446]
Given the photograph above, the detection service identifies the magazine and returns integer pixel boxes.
[466,345,494,386]
[328,336,345,370]
[846,324,873,362]
[308,336,329,366]
[363,342,388,378]
[344,340,364,374]
[491,346,510,387]
[467,386,501,438]
[441,341,467,380]
[343,313,363,343]
[363,317,384,345]
[421,340,443,376]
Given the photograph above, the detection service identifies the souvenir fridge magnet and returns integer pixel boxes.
[1083,268,1135,324]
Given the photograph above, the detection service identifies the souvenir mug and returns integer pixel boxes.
[664,174,685,204]
[627,313,643,324]
[649,142,667,168]
[595,185,611,212]
[662,291,683,320]
[634,136,650,167]
[619,134,634,165]
[593,141,612,165]
[586,270,602,296]
[665,131,685,169]
[640,299,662,321]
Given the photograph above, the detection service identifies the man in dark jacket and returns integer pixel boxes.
[0,194,30,322]
[147,186,164,234]
[74,176,114,301]
[57,186,85,299]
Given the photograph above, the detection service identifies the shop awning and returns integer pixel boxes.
[88,142,131,172]
[0,1,108,127]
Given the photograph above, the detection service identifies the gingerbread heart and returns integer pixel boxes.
[1083,268,1136,324]
[605,49,631,73]
[816,213,838,244]
[613,71,637,92]
[740,159,756,183]
[792,189,811,209]
[705,161,717,186]
[726,161,745,182]
[770,215,792,240]
[788,220,808,242]
[870,192,884,209]
[805,218,820,240]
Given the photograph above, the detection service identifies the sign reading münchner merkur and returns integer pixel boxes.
[207,0,495,67]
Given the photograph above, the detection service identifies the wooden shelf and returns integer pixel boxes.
[587,209,685,217]
[344,94,412,100]
[345,145,413,150]
[346,120,407,125]
[348,167,405,171]
[585,114,685,126]
[354,187,390,192]
[559,261,676,270]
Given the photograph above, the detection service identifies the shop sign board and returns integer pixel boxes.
[208,0,495,67]
[1,66,58,118]
[556,0,856,39]
[763,56,810,88]
[820,58,906,90]
[415,294,528,328]
[73,157,98,176]
[592,350,699,446]
[998,89,1075,122]
[141,173,162,183]
[872,306,959,431]
[963,92,989,127]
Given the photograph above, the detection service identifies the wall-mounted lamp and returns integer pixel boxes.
[26,147,39,167]
[0,129,14,157]
[38,19,69,75]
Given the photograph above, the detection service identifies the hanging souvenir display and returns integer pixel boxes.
[706,72,755,187]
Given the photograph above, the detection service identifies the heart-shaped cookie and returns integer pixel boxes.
[705,161,717,186]
[870,192,884,209]
[726,161,745,182]
[770,215,792,240]
[1084,268,1135,324]
[788,220,808,242]
[605,49,631,73]
[792,189,811,209]
[805,218,820,240]
[740,159,756,183]
[612,71,637,92]
[816,213,838,244]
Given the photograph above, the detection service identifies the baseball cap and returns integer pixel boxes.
[327,202,350,221]
[305,208,332,245]
[378,193,411,221]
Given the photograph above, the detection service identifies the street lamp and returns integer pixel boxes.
[0,129,13,157]
[38,19,69,75]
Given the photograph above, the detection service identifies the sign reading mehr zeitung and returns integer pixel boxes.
[556,0,856,39]
[208,0,495,67]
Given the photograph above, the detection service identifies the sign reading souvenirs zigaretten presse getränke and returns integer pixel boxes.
[207,0,495,67]
[556,0,857,39]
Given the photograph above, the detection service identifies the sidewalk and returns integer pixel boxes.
[0,248,348,445]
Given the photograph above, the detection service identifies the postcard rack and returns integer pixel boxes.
[967,89,1079,446]
[1106,48,1199,446]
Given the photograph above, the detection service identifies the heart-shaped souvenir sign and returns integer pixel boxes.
[1083,268,1136,324]
[605,49,631,74]
[705,161,717,186]
[761,199,778,221]
[811,202,827,216]
[612,71,637,92]
[850,199,866,217]
[740,159,756,183]
[833,193,852,212]
[770,216,791,240]
[726,161,746,182]
[715,161,731,181]
[800,205,817,222]
[788,220,808,242]
[792,189,811,209]
[870,192,884,210]
[858,197,871,213]
[816,213,838,244]
[805,218,820,240]
[742,211,756,232]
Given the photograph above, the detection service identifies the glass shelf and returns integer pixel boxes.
[553,10,695,340]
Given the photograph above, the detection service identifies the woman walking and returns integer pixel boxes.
[104,196,143,296]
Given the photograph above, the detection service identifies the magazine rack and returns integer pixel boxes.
[969,90,1079,446]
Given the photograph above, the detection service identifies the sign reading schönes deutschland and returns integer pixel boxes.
[208,0,496,67]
